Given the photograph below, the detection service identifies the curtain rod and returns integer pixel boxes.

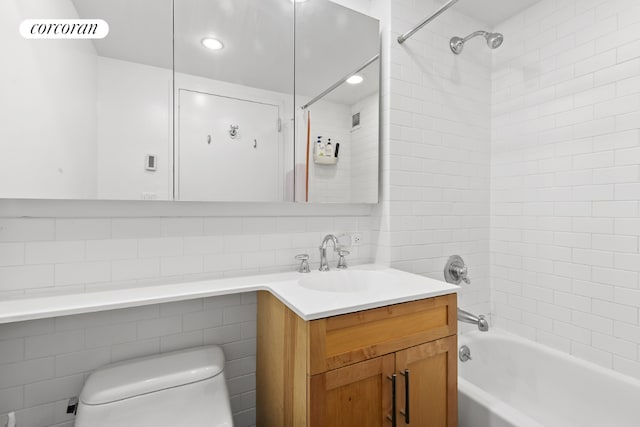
[397,0,461,44]
[301,54,380,110]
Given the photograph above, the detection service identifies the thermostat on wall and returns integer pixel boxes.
[145,154,157,171]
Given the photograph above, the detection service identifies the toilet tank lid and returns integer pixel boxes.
[80,345,226,405]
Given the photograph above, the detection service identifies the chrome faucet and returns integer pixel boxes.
[442,255,488,332]
[319,234,339,271]
[458,309,489,332]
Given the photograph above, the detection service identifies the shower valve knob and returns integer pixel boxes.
[444,255,471,285]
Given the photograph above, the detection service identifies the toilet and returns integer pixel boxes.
[75,345,234,427]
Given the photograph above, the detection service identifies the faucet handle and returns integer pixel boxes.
[457,266,471,284]
[444,255,471,285]
[295,254,310,274]
[337,249,350,269]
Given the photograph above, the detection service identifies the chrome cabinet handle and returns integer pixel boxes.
[400,369,410,423]
[387,374,397,427]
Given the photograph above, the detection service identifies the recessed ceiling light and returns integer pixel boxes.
[201,37,224,51]
[346,75,364,85]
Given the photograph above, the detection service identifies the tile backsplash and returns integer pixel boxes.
[0,214,373,427]
[0,216,373,297]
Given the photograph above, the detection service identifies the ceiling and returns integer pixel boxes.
[455,0,542,27]
[72,0,173,70]
[68,0,540,104]
[295,0,379,101]
[71,0,379,106]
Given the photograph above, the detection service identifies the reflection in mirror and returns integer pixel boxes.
[295,0,380,204]
[0,0,173,200]
[174,0,295,202]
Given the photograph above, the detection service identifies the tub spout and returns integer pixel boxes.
[458,308,489,332]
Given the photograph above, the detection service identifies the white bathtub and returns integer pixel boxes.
[458,329,640,427]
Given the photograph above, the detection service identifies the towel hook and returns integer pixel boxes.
[229,125,239,139]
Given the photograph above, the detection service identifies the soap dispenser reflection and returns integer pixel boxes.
[316,136,324,156]
[325,138,333,156]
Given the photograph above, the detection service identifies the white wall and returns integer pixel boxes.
[491,0,640,379]
[97,57,172,200]
[386,0,492,317]
[0,0,98,199]
[305,100,353,203]
[351,93,380,202]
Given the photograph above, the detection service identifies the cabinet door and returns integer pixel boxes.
[395,335,457,427]
[310,354,395,427]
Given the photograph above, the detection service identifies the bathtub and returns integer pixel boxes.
[458,329,640,427]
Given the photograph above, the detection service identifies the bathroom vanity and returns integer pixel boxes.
[0,264,457,427]
[257,292,458,427]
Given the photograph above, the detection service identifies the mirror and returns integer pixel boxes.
[173,0,295,202]
[1,0,379,203]
[294,0,380,203]
[1,0,173,200]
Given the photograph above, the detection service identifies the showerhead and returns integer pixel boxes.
[450,30,504,54]
[485,32,504,49]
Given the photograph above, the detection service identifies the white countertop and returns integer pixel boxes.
[0,264,459,324]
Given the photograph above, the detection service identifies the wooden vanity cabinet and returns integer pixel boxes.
[256,292,457,427]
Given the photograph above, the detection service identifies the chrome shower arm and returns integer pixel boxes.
[450,30,503,54]
[461,30,488,42]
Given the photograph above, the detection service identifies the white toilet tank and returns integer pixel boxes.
[75,346,234,427]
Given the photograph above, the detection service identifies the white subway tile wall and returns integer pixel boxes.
[492,0,640,379]
[0,216,372,297]
[388,0,492,317]
[0,215,373,426]
[0,294,257,427]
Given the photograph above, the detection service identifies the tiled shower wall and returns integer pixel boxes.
[387,0,492,316]
[0,214,373,426]
[491,0,640,379]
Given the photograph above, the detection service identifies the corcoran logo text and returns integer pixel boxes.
[20,19,109,39]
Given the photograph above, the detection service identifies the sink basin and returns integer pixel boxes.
[298,270,393,293]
